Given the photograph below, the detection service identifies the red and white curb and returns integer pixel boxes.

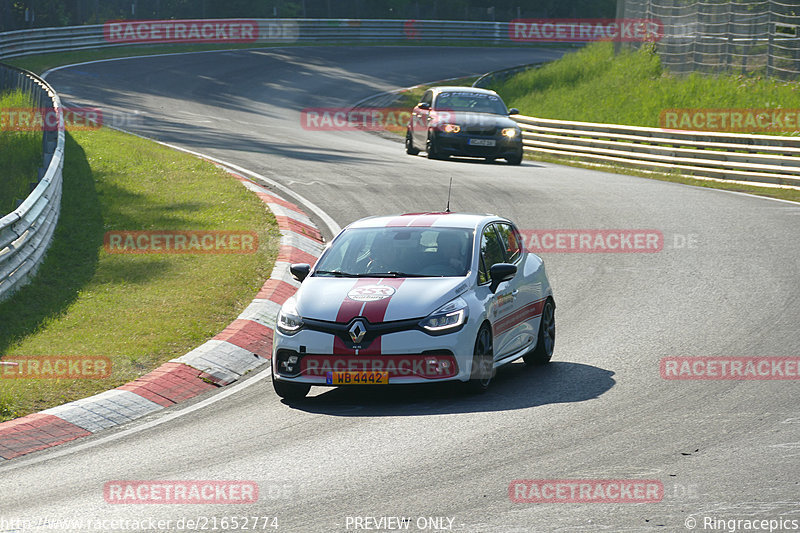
[0,173,324,461]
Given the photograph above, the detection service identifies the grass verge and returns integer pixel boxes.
[0,90,43,217]
[490,42,800,128]
[0,127,278,421]
[487,42,800,202]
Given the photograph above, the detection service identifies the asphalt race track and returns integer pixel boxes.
[1,46,799,532]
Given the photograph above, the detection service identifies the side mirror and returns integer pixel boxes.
[418,102,431,110]
[508,108,520,115]
[489,263,517,293]
[290,263,311,282]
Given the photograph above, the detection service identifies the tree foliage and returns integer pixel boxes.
[1,0,617,31]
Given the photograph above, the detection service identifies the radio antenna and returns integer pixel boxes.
[445,177,453,213]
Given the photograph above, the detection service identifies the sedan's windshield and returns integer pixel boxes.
[434,91,508,115]
[314,227,473,278]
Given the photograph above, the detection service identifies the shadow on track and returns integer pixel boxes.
[280,361,614,416]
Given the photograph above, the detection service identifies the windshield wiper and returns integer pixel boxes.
[314,270,360,277]
[359,271,428,278]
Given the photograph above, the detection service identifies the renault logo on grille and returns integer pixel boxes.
[349,320,367,343]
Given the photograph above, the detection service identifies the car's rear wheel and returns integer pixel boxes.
[272,373,311,400]
[427,134,447,160]
[405,129,420,155]
[524,298,555,365]
[466,323,495,393]
[506,150,523,165]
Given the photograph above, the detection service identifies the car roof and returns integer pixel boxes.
[429,86,500,97]
[346,212,506,230]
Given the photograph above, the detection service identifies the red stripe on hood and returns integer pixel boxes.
[333,278,405,356]
[335,279,372,323]
[361,278,405,323]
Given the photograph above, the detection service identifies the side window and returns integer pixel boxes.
[478,225,505,285]
[421,90,433,107]
[496,223,522,264]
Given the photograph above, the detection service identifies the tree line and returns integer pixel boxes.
[1,0,616,32]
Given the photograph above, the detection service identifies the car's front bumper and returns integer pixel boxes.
[432,131,522,158]
[272,328,476,385]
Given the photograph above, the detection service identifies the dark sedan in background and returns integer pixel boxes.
[405,86,524,165]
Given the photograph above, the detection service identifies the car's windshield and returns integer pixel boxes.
[314,227,473,277]
[434,91,508,115]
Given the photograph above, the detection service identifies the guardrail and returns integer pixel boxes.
[0,64,64,301]
[514,115,800,188]
[0,19,518,60]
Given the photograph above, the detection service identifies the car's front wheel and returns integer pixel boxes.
[272,373,311,400]
[506,150,523,165]
[405,129,420,155]
[524,298,555,365]
[466,323,495,393]
[427,133,447,160]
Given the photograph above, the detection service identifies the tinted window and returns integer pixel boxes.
[420,90,433,106]
[433,91,508,115]
[496,223,522,264]
[314,227,472,277]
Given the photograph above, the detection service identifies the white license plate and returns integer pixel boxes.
[468,138,496,146]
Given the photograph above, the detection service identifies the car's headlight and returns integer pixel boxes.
[501,127,519,138]
[442,123,461,133]
[420,297,468,333]
[277,298,303,335]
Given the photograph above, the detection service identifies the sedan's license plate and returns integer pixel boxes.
[326,371,389,385]
[468,138,496,146]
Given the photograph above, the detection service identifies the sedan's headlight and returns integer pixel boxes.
[501,127,519,138]
[442,124,461,133]
[277,298,303,335]
[420,297,468,333]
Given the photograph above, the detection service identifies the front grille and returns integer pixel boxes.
[303,317,423,350]
[464,126,498,135]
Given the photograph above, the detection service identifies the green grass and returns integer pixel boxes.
[487,42,800,202]
[489,42,800,129]
[0,90,43,217]
[0,127,278,421]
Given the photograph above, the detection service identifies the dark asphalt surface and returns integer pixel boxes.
[1,46,798,532]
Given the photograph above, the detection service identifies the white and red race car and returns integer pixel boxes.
[271,212,555,400]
